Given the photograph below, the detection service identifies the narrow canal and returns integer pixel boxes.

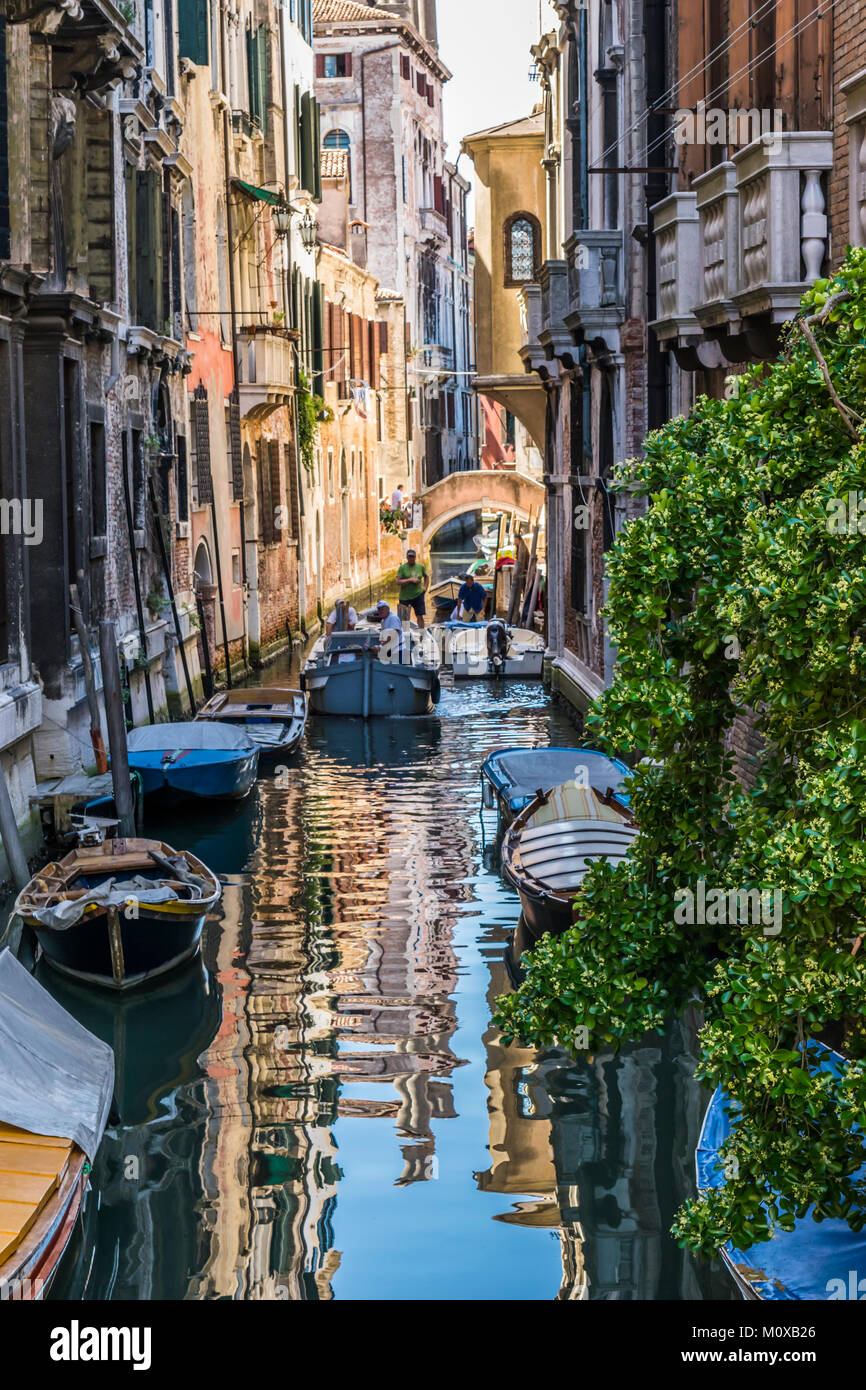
[33,545,736,1301]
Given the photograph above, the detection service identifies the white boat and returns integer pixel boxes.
[435,618,545,678]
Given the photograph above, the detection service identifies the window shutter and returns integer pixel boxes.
[293,84,301,182]
[228,396,243,501]
[178,0,208,66]
[368,321,380,390]
[193,385,213,504]
[446,392,455,429]
[256,25,268,135]
[268,440,281,539]
[312,97,322,201]
[315,53,326,78]
[400,54,410,81]
[300,91,312,194]
[427,81,434,107]
[361,315,370,385]
[257,440,272,541]
[378,320,388,356]
[344,52,353,78]
[434,175,443,214]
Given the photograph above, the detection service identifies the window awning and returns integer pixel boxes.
[232,179,280,205]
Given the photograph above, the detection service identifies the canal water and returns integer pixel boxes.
[34,633,735,1302]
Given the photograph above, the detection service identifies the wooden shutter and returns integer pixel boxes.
[256,25,268,136]
[228,397,243,501]
[361,315,370,385]
[378,320,388,356]
[193,386,213,504]
[434,174,444,214]
[312,96,322,201]
[446,392,455,429]
[343,53,353,77]
[268,440,281,538]
[257,440,272,541]
[313,281,325,393]
[315,53,326,78]
[368,321,380,390]
[400,54,410,81]
[177,0,208,66]
[284,441,299,540]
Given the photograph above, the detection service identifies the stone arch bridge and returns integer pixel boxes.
[419,469,545,550]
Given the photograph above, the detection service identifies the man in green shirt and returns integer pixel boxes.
[396,549,430,628]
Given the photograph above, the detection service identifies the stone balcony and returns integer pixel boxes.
[236,328,296,420]
[418,207,449,245]
[563,228,624,354]
[651,132,834,367]
[517,282,547,376]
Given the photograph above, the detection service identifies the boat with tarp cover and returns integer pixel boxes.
[13,837,221,990]
[482,745,632,825]
[696,1041,866,1300]
[0,949,113,1297]
[125,721,259,803]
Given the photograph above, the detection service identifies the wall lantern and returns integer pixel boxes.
[272,201,292,237]
[299,209,318,251]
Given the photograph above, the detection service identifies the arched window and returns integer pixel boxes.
[324,128,352,202]
[504,211,541,287]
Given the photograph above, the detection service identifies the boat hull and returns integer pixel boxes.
[127,748,259,802]
[28,903,207,991]
[305,657,439,717]
[502,862,575,942]
[0,1154,88,1299]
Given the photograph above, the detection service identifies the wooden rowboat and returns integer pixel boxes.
[502,782,637,944]
[195,686,308,760]
[14,837,221,991]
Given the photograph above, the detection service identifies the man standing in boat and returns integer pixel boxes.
[456,572,487,623]
[396,549,429,629]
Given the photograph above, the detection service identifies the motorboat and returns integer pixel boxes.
[301,629,441,717]
[0,949,113,1297]
[697,1042,866,1300]
[431,618,544,677]
[195,687,308,761]
[13,837,221,990]
[125,721,259,803]
[482,745,632,825]
[501,782,637,943]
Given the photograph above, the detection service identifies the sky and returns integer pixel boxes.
[437,0,557,172]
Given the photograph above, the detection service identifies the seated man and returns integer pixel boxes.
[395,549,429,629]
[374,599,403,662]
[457,573,487,623]
[326,604,358,636]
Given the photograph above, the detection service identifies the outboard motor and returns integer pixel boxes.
[486,618,509,674]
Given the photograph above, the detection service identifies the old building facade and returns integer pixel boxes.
[313,0,475,503]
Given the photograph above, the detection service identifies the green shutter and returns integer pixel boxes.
[312,281,324,395]
[312,97,322,203]
[178,0,208,66]
[293,84,301,186]
[299,91,311,195]
[256,26,268,137]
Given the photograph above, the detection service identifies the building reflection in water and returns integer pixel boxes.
[41,679,733,1302]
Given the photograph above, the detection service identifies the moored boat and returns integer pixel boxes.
[301,630,441,717]
[13,837,221,990]
[125,721,259,803]
[696,1043,866,1300]
[0,949,113,1297]
[502,782,637,943]
[482,745,632,824]
[195,687,308,761]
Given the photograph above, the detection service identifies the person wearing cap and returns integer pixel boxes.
[456,572,487,622]
[326,604,358,635]
[375,599,402,636]
[395,549,429,628]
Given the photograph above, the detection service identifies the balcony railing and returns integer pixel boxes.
[651,132,835,365]
[236,327,295,420]
[418,207,449,243]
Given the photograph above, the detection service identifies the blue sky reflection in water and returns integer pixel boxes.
[42,654,735,1301]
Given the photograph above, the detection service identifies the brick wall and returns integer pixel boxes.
[830,5,866,265]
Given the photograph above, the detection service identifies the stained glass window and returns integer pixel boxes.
[510,218,536,281]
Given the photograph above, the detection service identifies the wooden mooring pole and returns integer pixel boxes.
[99,621,136,838]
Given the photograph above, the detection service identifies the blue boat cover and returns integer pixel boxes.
[697,1043,866,1300]
[482,746,632,812]
[0,949,114,1162]
[127,721,256,752]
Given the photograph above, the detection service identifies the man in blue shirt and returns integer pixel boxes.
[457,573,487,622]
